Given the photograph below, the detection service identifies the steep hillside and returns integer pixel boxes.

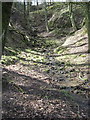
[2,2,89,119]
[29,3,85,38]
[4,3,85,50]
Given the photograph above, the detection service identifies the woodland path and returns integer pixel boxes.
[2,34,89,119]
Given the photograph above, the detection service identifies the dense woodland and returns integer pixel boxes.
[1,1,90,119]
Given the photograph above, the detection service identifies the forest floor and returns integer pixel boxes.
[2,29,90,119]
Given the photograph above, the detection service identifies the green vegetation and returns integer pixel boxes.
[1,1,89,119]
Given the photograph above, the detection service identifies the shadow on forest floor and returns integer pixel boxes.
[2,31,89,119]
[2,66,89,119]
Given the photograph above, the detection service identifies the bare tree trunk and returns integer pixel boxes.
[50,0,52,5]
[0,2,2,58]
[36,0,39,12]
[2,2,13,53]
[68,2,77,31]
[37,0,38,6]
[85,2,90,53]
[27,1,30,16]
[24,0,26,19]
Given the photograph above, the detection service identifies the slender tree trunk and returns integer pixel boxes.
[50,0,52,5]
[44,1,49,32]
[36,0,39,12]
[13,2,17,8]
[2,2,13,53]
[24,0,26,19]
[37,0,38,6]
[30,2,32,12]
[27,0,30,16]
[0,2,2,58]
[85,2,90,53]
[68,2,77,31]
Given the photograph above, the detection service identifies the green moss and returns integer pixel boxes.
[1,55,19,65]
[54,46,67,54]
[33,63,38,65]
[61,90,74,100]
[44,68,50,73]
[34,56,45,62]
[80,54,86,57]
[5,47,18,56]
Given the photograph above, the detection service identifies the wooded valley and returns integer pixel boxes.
[1,1,90,119]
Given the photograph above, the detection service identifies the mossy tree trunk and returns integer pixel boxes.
[85,2,90,53]
[2,2,13,53]
[68,2,77,31]
[44,1,49,32]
